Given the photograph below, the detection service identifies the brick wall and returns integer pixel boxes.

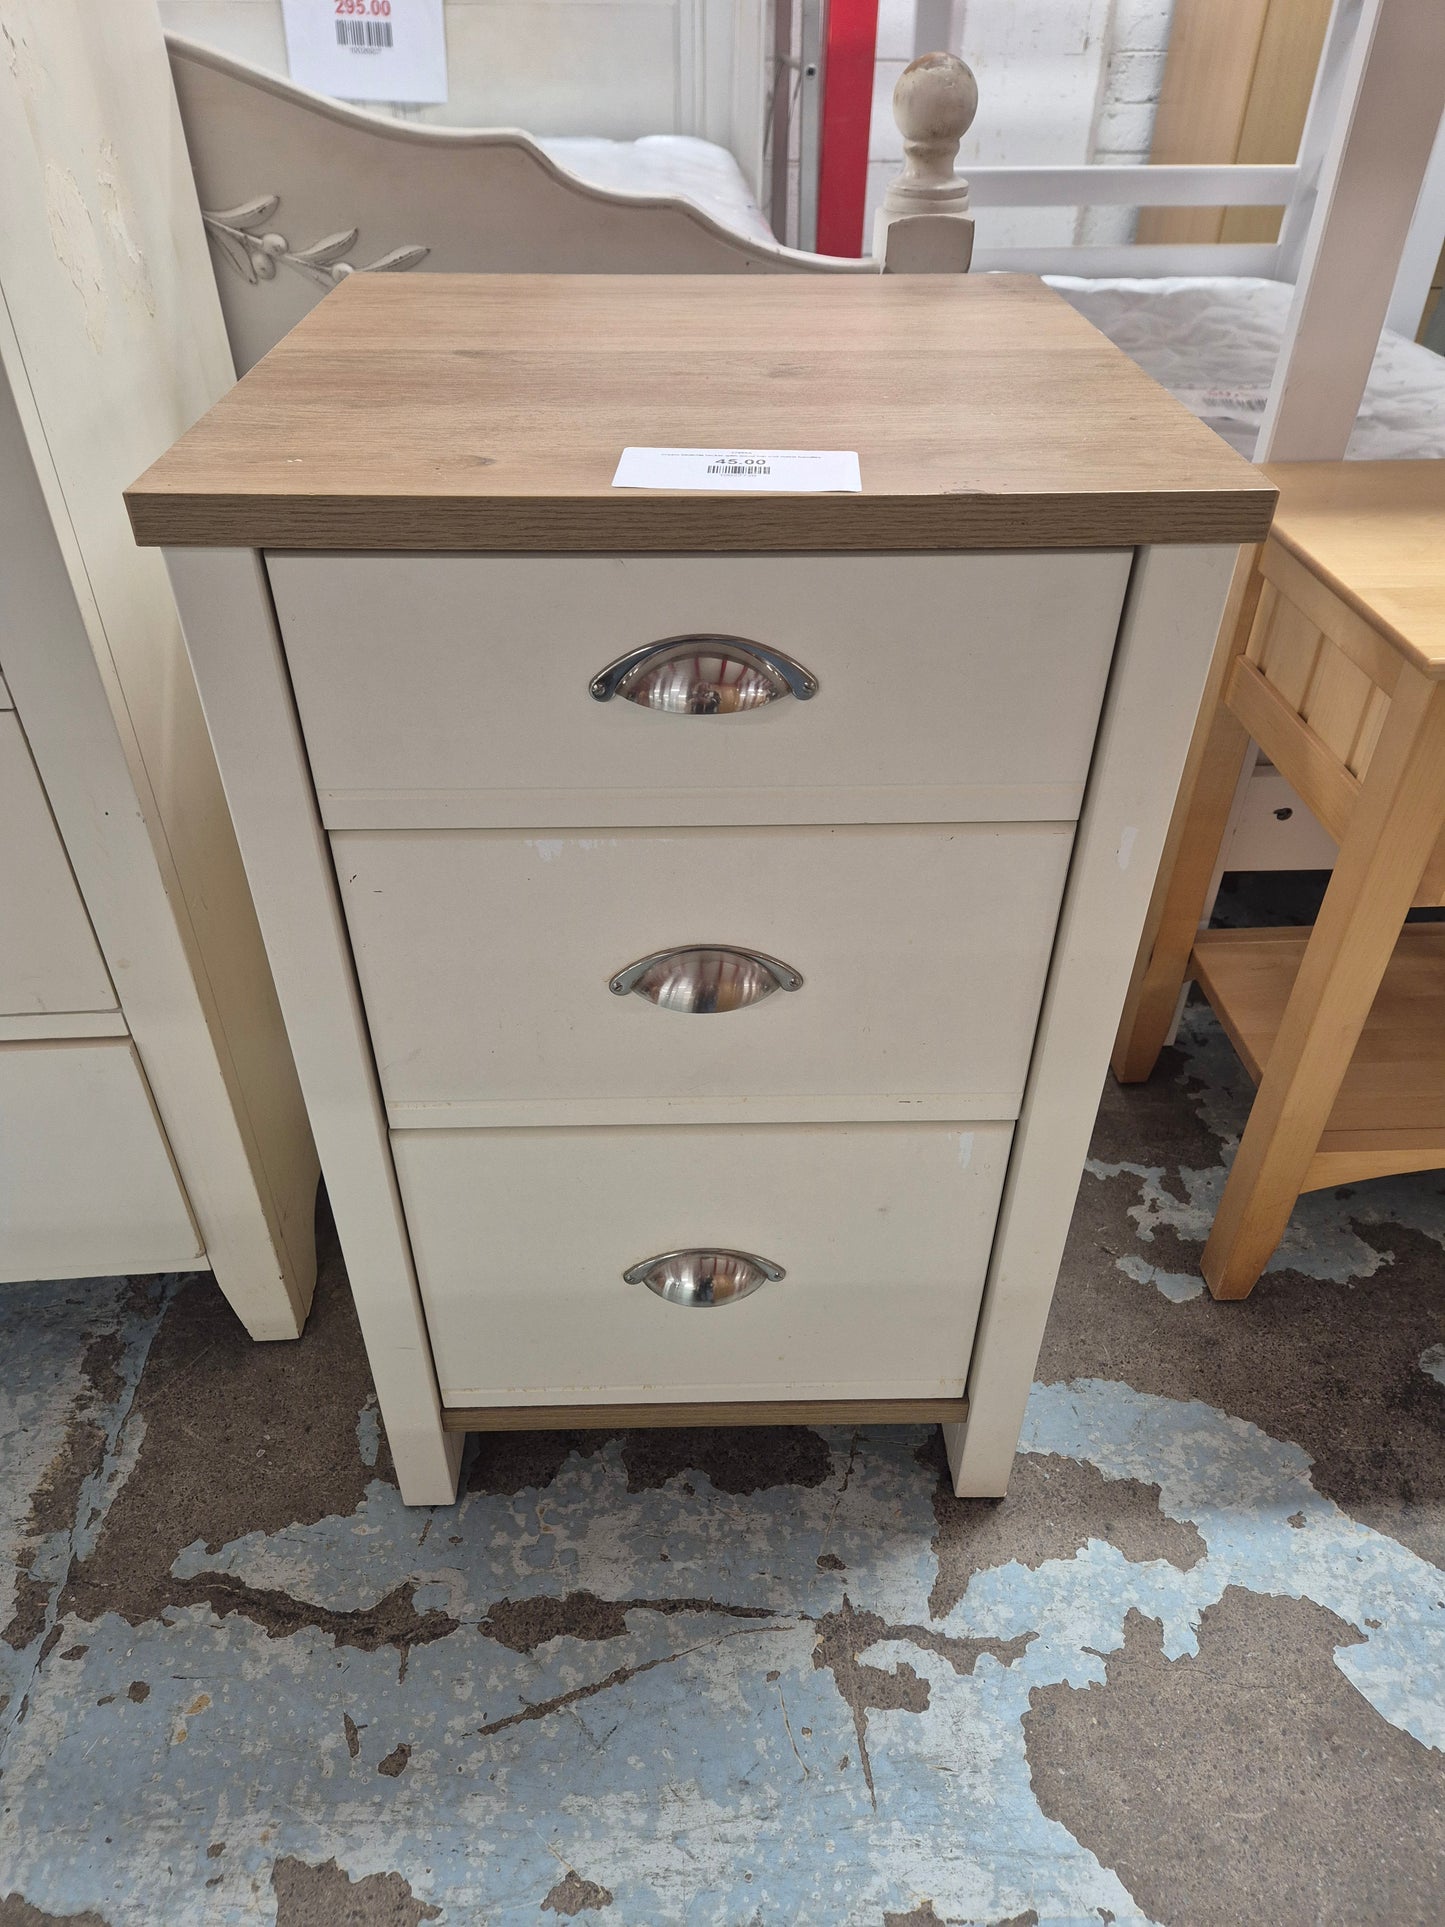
[865,0,1179,254]
[1080,0,1178,244]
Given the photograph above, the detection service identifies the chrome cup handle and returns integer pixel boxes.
[609,945,803,1014]
[589,635,819,713]
[623,1249,784,1307]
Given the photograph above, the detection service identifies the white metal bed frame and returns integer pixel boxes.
[973,0,1445,460]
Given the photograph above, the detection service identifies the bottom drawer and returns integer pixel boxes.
[393,1122,1010,1407]
[0,1040,202,1281]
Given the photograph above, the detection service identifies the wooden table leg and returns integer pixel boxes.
[1202,669,1445,1299]
[1112,548,1260,1083]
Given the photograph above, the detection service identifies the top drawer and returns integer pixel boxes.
[268,552,1129,829]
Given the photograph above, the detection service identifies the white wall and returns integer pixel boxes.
[1079,0,1178,244]
[866,0,1177,252]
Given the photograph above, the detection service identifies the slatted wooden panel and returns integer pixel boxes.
[1248,583,1325,709]
[1304,644,1375,771]
[1233,562,1445,902]
[1349,686,1391,778]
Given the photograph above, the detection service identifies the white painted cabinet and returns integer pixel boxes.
[0,0,318,1330]
[134,272,1273,1502]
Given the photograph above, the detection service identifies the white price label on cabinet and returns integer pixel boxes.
[282,0,448,104]
[612,448,862,492]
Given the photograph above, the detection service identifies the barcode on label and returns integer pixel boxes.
[708,460,770,476]
[336,19,393,47]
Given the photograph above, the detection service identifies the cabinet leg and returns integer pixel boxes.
[942,1417,980,1497]
[1112,549,1261,1083]
[1202,672,1445,1299]
[943,1414,1009,1498]
[388,1418,465,1506]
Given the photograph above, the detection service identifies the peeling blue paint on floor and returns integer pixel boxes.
[4,1431,1119,1924]
[1021,1379,1445,1751]
[1101,1248,1204,1305]
[1,999,1442,1924]
[0,1276,175,1740]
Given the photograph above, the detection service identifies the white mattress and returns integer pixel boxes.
[536,135,775,246]
[1045,275,1445,459]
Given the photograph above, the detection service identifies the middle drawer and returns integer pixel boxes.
[335,821,1072,1127]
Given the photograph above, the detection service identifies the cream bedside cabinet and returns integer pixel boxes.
[126,274,1273,1504]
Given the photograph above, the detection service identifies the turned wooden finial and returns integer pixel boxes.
[875,51,978,272]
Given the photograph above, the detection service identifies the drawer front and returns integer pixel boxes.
[393,1121,1009,1406]
[270,552,1129,828]
[0,714,116,1018]
[338,822,1072,1126]
[0,1040,202,1281]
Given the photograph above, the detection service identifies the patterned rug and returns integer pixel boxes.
[1,996,1442,1925]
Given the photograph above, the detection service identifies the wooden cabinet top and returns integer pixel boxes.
[1266,461,1445,679]
[127,274,1274,554]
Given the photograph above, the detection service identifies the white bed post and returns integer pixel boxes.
[1258,0,1445,462]
[1271,0,1367,289]
[1386,108,1445,341]
[875,53,978,272]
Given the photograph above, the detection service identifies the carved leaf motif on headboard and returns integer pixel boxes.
[202,196,430,287]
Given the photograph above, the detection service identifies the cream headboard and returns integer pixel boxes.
[166,35,980,374]
[158,0,772,197]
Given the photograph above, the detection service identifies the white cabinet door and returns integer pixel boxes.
[0,1040,202,1281]
[0,714,115,1017]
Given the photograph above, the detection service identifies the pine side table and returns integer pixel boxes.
[1114,460,1445,1299]
[127,274,1273,1503]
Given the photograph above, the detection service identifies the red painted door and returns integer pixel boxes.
[816,0,881,256]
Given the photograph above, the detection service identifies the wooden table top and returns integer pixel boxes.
[1266,461,1445,680]
[127,274,1274,553]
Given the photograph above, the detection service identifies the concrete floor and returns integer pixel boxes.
[1,991,1443,1924]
